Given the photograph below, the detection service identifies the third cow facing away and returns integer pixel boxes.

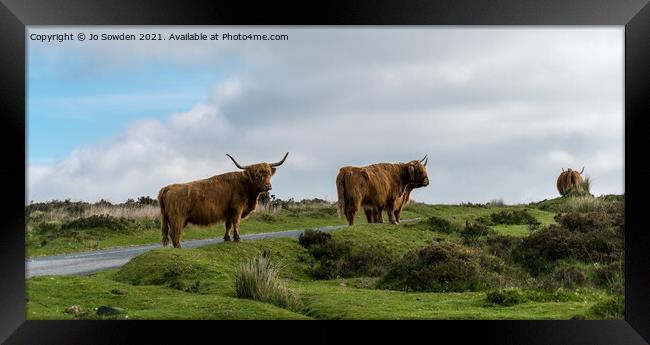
[157,152,289,248]
[556,167,584,196]
[336,156,430,226]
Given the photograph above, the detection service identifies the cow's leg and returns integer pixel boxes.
[364,208,373,223]
[376,206,384,223]
[394,207,402,223]
[232,212,243,242]
[345,199,360,226]
[223,220,232,242]
[369,208,377,223]
[170,219,184,248]
[386,203,397,224]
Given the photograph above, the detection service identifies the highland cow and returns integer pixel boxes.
[364,184,415,224]
[557,167,584,196]
[336,156,429,225]
[158,152,288,248]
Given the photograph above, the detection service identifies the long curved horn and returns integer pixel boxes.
[226,154,250,170]
[269,152,289,167]
[580,166,584,174]
[423,157,428,167]
[420,154,428,162]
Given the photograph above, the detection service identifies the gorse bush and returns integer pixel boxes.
[234,254,302,312]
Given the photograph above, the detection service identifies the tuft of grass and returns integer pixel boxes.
[234,254,302,312]
[485,288,527,306]
[585,296,624,319]
[563,195,605,213]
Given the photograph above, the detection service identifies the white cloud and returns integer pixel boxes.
[27,27,623,203]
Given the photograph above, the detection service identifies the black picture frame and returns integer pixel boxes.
[1,0,649,344]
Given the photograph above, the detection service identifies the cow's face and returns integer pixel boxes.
[245,163,276,192]
[407,160,429,187]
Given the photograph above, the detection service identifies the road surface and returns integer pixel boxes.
[26,219,420,278]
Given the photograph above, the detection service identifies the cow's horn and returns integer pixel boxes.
[562,168,565,172]
[226,154,250,169]
[420,154,428,162]
[580,166,584,174]
[423,157,428,167]
[269,152,289,167]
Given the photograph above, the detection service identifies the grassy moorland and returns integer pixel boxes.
[26,197,548,258]
[26,193,624,320]
[26,198,349,257]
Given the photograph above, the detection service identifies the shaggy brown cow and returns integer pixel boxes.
[556,167,584,196]
[364,183,415,224]
[158,152,288,248]
[337,156,429,226]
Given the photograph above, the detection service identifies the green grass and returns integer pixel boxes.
[26,205,350,258]
[26,202,619,320]
[28,201,540,258]
[26,275,308,320]
[294,279,603,320]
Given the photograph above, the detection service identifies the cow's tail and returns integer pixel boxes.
[158,186,171,247]
[336,170,347,218]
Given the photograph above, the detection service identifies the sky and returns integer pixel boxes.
[27,27,624,204]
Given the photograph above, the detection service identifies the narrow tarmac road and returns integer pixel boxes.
[26,219,420,278]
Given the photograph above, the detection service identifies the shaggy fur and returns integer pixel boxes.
[158,158,285,248]
[557,167,584,196]
[336,160,429,225]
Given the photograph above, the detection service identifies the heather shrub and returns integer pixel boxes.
[424,216,458,234]
[552,266,587,289]
[299,230,395,279]
[62,215,141,233]
[513,224,623,276]
[377,241,501,292]
[298,229,332,247]
[460,221,490,246]
[592,261,624,294]
[477,209,539,227]
[485,233,523,261]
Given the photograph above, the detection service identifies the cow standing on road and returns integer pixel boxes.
[158,153,289,248]
[336,156,429,226]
